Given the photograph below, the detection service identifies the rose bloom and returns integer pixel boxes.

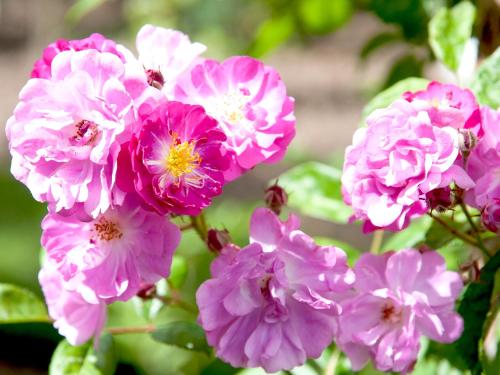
[31,33,125,79]
[342,99,474,232]
[39,260,107,346]
[338,249,463,374]
[172,56,296,181]
[118,101,230,216]
[196,208,354,372]
[131,24,206,91]
[403,81,481,135]
[6,49,151,218]
[41,195,181,301]
[466,106,500,232]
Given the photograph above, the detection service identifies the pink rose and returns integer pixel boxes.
[41,195,181,301]
[466,106,500,232]
[119,101,230,216]
[172,56,296,180]
[338,249,463,373]
[31,33,125,79]
[342,99,473,232]
[6,49,150,217]
[196,208,354,372]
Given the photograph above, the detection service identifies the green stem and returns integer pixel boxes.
[324,347,340,375]
[107,324,156,335]
[427,212,479,248]
[369,230,384,254]
[179,223,193,231]
[190,213,208,241]
[459,202,491,258]
[154,293,198,314]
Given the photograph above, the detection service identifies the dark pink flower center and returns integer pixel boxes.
[145,69,165,90]
[259,274,272,299]
[72,120,98,146]
[381,302,402,324]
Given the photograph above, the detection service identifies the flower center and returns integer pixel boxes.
[72,120,98,145]
[259,274,272,299]
[165,139,201,178]
[209,91,249,125]
[381,302,402,324]
[93,217,123,242]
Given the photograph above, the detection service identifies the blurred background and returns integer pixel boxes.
[0,0,499,374]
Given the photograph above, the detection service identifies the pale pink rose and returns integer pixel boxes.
[342,99,474,232]
[172,56,296,180]
[338,249,463,373]
[6,49,150,217]
[134,24,206,92]
[31,33,125,79]
[466,106,500,232]
[114,24,205,95]
[39,260,107,346]
[41,195,181,301]
[196,208,354,372]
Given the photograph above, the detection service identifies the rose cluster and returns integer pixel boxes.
[197,209,464,373]
[6,25,471,374]
[342,81,500,233]
[6,26,295,345]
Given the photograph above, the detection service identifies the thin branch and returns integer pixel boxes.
[369,230,384,254]
[459,202,491,258]
[427,211,479,247]
[179,223,194,231]
[153,293,198,314]
[324,347,340,375]
[107,324,156,335]
[190,213,208,241]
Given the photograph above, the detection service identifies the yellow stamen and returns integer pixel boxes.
[165,140,201,178]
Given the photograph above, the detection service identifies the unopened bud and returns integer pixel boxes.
[459,259,481,283]
[458,129,477,157]
[137,283,156,299]
[426,187,453,212]
[206,228,232,254]
[482,199,500,233]
[265,183,288,215]
[145,69,165,90]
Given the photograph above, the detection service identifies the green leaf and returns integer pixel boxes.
[437,238,468,271]
[278,161,351,224]
[65,0,108,25]
[248,13,294,57]
[152,321,210,355]
[383,54,424,89]
[0,283,48,324]
[296,0,353,35]
[428,1,476,71]
[369,0,428,40]
[455,251,500,373]
[168,255,189,289]
[382,216,432,251]
[49,335,117,375]
[360,32,401,61]
[425,215,470,249]
[471,47,500,108]
[361,77,429,123]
